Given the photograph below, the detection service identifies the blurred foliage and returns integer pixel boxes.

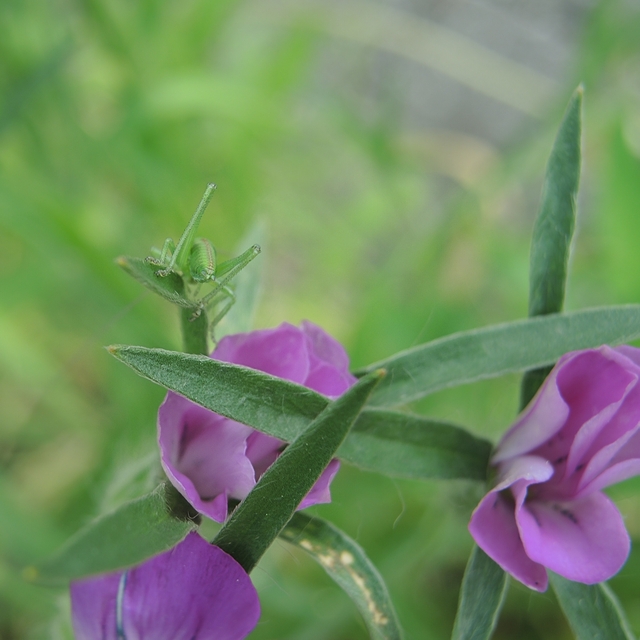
[1,0,640,638]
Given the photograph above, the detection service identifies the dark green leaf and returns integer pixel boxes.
[213,369,384,573]
[550,574,636,640]
[108,344,325,441]
[281,512,403,640]
[451,546,508,640]
[342,409,491,481]
[108,346,492,480]
[521,87,582,408]
[356,306,640,407]
[27,482,198,585]
[116,255,193,308]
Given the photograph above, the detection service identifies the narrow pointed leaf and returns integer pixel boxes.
[281,512,403,640]
[108,345,325,442]
[116,255,194,308]
[550,575,635,640]
[213,369,384,573]
[451,546,508,640]
[528,86,582,318]
[356,306,640,407]
[521,87,582,408]
[28,482,198,585]
[108,345,492,480]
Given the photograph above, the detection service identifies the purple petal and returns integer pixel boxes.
[305,360,357,398]
[71,533,260,640]
[469,455,553,591]
[576,423,640,494]
[301,321,351,372]
[299,459,341,509]
[469,491,548,592]
[245,430,284,478]
[71,573,120,640]
[158,393,255,522]
[613,345,640,370]
[212,323,310,384]
[493,357,570,463]
[517,492,630,584]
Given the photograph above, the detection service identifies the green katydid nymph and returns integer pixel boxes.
[145,183,260,325]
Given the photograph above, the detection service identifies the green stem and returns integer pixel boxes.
[180,307,209,355]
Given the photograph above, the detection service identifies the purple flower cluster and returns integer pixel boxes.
[159,321,356,522]
[71,322,355,638]
[470,346,640,591]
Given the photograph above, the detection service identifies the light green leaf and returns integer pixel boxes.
[108,345,492,480]
[281,512,403,640]
[521,87,582,408]
[451,546,508,640]
[356,306,640,407]
[213,369,384,573]
[116,255,194,308]
[342,409,491,481]
[550,575,636,640]
[27,482,198,585]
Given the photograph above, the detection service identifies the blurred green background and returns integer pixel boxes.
[2,0,640,638]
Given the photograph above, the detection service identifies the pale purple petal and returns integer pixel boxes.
[299,459,341,509]
[493,358,569,463]
[301,320,351,372]
[494,455,555,491]
[469,455,553,591]
[551,349,635,450]
[581,458,640,495]
[71,533,260,640]
[469,491,548,591]
[245,430,284,478]
[212,323,310,384]
[159,392,256,522]
[71,573,120,640]
[517,492,630,584]
[612,345,640,371]
[564,394,631,481]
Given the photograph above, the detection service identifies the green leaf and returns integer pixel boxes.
[342,409,491,481]
[27,482,198,585]
[550,574,636,640]
[528,86,582,319]
[281,512,404,640]
[213,369,384,573]
[108,344,325,442]
[116,255,194,308]
[107,345,492,480]
[451,546,508,640]
[356,306,640,407]
[521,87,582,408]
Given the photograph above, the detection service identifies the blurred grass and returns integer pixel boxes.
[1,0,640,637]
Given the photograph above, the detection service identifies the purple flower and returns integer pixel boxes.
[70,532,260,640]
[159,321,357,522]
[469,346,640,591]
